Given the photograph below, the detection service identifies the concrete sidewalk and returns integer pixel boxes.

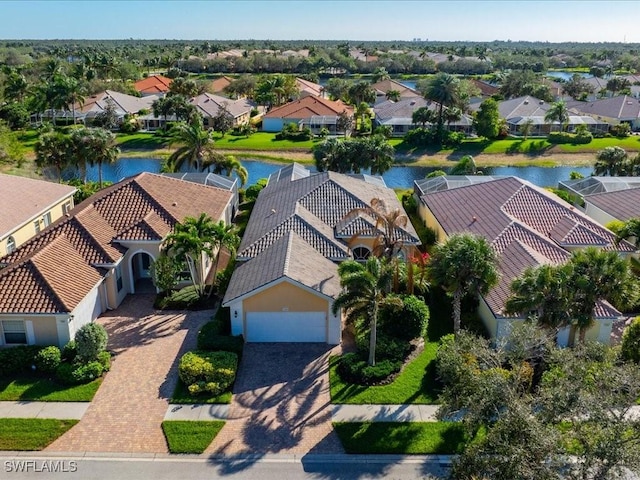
[332,404,439,422]
[0,401,88,419]
[164,404,229,421]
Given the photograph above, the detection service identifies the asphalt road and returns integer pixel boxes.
[0,454,450,480]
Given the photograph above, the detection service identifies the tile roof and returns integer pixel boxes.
[78,90,158,116]
[295,77,324,97]
[264,96,352,119]
[567,95,640,121]
[0,174,75,240]
[585,187,640,221]
[0,173,233,314]
[224,231,341,304]
[190,93,255,119]
[134,75,172,94]
[420,176,630,318]
[210,76,233,93]
[371,79,421,98]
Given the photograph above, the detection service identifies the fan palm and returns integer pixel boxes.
[167,118,216,172]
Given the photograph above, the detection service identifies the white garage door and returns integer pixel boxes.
[245,312,326,342]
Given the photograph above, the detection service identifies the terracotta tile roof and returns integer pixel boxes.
[264,96,352,119]
[210,76,233,93]
[295,77,324,97]
[134,75,172,94]
[224,231,340,304]
[0,173,233,314]
[371,79,421,98]
[0,174,75,240]
[585,187,640,222]
[420,176,630,319]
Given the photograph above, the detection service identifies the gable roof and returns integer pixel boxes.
[134,75,172,94]
[419,176,630,318]
[0,173,233,314]
[371,79,421,99]
[190,93,254,119]
[210,76,234,93]
[374,97,472,126]
[264,96,352,119]
[0,174,76,241]
[78,90,158,116]
[295,77,324,97]
[567,95,640,121]
[585,187,640,222]
[494,96,550,119]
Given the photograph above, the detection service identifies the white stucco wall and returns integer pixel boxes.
[68,282,104,341]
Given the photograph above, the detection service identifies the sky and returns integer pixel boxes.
[2,0,640,43]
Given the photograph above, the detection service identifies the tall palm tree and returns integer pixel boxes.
[519,118,535,140]
[544,101,569,132]
[332,257,399,366]
[365,135,395,175]
[423,73,460,139]
[208,220,240,295]
[200,152,249,186]
[70,127,119,187]
[505,264,572,331]
[345,197,410,260]
[163,213,218,297]
[429,232,499,334]
[567,247,639,343]
[412,106,436,128]
[34,129,71,182]
[167,118,216,172]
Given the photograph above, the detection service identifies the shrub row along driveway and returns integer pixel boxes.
[46,295,212,453]
[207,343,344,455]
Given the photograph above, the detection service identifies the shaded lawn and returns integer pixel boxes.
[170,380,232,404]
[0,419,78,450]
[0,376,101,402]
[117,132,170,150]
[162,420,225,454]
[330,342,440,405]
[334,421,477,454]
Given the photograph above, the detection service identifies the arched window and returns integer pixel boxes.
[6,236,16,254]
[352,246,371,261]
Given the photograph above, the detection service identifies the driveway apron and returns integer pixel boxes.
[46,294,213,454]
[207,343,344,455]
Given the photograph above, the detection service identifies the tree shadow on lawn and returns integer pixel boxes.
[505,139,553,155]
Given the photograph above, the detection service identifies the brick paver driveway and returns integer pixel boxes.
[46,294,213,453]
[207,343,344,455]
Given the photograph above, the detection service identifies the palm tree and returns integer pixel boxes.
[544,101,569,132]
[429,232,499,334]
[207,220,240,296]
[505,264,572,331]
[615,218,640,249]
[70,127,119,187]
[332,257,399,366]
[567,247,639,343]
[423,73,460,140]
[443,106,462,130]
[519,118,535,140]
[167,118,216,172]
[385,89,401,102]
[163,213,218,297]
[34,129,71,182]
[412,106,436,128]
[344,197,410,260]
[355,102,371,133]
[365,135,395,175]
[201,152,249,186]
[594,146,629,176]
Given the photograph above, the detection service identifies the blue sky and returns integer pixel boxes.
[2,1,639,43]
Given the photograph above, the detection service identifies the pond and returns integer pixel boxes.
[546,71,591,81]
[82,157,594,189]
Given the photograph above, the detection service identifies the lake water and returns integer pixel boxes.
[83,158,594,189]
[546,71,591,81]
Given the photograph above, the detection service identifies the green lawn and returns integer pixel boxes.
[214,131,317,151]
[116,132,170,150]
[170,380,232,404]
[0,419,78,450]
[334,421,475,454]
[162,420,225,454]
[330,342,440,405]
[0,376,101,402]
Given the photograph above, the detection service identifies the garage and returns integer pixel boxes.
[245,311,326,343]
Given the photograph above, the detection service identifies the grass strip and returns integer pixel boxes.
[0,419,77,451]
[0,376,101,402]
[162,420,225,454]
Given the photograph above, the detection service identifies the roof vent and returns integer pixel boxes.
[539,100,544,105]
[524,100,529,105]
[172,202,177,206]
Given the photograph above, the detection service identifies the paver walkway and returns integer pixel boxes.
[46,295,213,454]
[206,343,344,455]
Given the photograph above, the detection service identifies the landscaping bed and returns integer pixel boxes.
[162,420,225,454]
[0,419,78,450]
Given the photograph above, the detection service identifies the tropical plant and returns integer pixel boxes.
[201,153,248,186]
[472,98,501,139]
[422,72,460,140]
[449,155,477,175]
[411,106,435,127]
[519,118,535,140]
[615,217,640,249]
[332,257,399,366]
[594,146,629,176]
[208,220,240,294]
[429,232,499,334]
[69,127,119,187]
[34,128,71,182]
[544,101,569,132]
[167,117,216,172]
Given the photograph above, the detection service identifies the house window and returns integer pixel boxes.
[62,201,72,215]
[115,264,123,292]
[6,236,16,254]
[2,320,26,344]
[42,212,52,228]
[34,220,41,234]
[352,246,371,261]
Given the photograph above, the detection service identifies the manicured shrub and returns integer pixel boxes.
[55,363,77,385]
[75,323,108,363]
[379,295,430,341]
[621,316,640,363]
[547,131,592,144]
[0,346,43,376]
[34,346,61,374]
[61,340,77,362]
[355,331,411,363]
[178,351,238,396]
[337,352,401,385]
[96,351,111,372]
[55,361,104,385]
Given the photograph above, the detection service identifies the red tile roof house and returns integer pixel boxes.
[134,75,173,96]
[0,173,233,348]
[261,96,354,136]
[222,163,420,344]
[415,176,634,346]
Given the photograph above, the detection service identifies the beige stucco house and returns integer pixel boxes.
[0,174,76,258]
[223,163,420,344]
[414,175,634,346]
[0,173,233,348]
